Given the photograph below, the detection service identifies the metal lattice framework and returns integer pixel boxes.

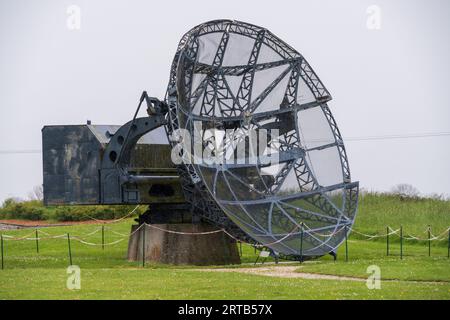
[164,20,359,258]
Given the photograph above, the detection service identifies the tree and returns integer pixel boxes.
[28,185,44,201]
[2,197,21,208]
[391,184,420,199]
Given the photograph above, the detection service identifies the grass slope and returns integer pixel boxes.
[354,193,450,237]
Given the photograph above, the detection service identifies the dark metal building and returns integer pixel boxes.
[42,124,183,205]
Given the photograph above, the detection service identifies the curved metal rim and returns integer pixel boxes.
[164,20,359,257]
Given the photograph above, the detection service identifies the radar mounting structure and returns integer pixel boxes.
[42,19,359,263]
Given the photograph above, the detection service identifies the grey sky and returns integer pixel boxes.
[0,0,449,202]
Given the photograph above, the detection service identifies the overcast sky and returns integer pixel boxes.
[0,0,449,203]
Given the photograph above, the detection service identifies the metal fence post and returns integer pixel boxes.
[447,228,450,259]
[386,226,389,256]
[299,223,304,264]
[35,229,39,254]
[345,225,348,262]
[67,233,72,266]
[1,235,4,270]
[102,225,105,251]
[400,226,403,260]
[428,226,431,257]
[142,224,146,267]
[239,241,242,257]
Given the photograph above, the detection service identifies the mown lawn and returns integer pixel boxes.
[298,239,450,282]
[1,267,449,300]
[0,219,449,299]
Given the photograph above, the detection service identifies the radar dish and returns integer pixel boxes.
[165,20,359,258]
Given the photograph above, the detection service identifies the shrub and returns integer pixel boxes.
[0,199,143,222]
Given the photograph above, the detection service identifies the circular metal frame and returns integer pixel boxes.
[165,20,359,258]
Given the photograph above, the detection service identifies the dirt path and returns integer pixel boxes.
[196,266,365,281]
[196,265,450,284]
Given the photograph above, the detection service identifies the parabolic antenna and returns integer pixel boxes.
[165,20,359,258]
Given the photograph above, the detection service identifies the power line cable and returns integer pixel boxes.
[0,150,41,154]
[345,131,450,142]
[0,131,450,154]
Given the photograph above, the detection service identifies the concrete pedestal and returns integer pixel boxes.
[127,223,241,265]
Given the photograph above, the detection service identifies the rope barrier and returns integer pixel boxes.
[4,234,67,241]
[12,201,448,246]
[1,222,449,270]
[303,224,347,238]
[1,223,449,248]
[351,228,400,239]
[83,205,141,224]
[71,237,126,246]
[0,204,142,242]
[431,227,450,240]
[38,227,104,238]
[223,226,300,248]
[105,229,129,237]
[2,231,38,241]
[4,200,446,247]
[403,228,450,241]
[144,223,226,236]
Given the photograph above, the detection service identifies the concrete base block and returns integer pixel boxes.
[127,223,241,265]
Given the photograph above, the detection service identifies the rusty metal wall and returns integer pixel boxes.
[130,144,174,169]
[42,125,183,206]
[42,125,102,205]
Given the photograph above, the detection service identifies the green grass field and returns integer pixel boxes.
[0,193,449,299]
[0,220,449,299]
[354,193,450,237]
